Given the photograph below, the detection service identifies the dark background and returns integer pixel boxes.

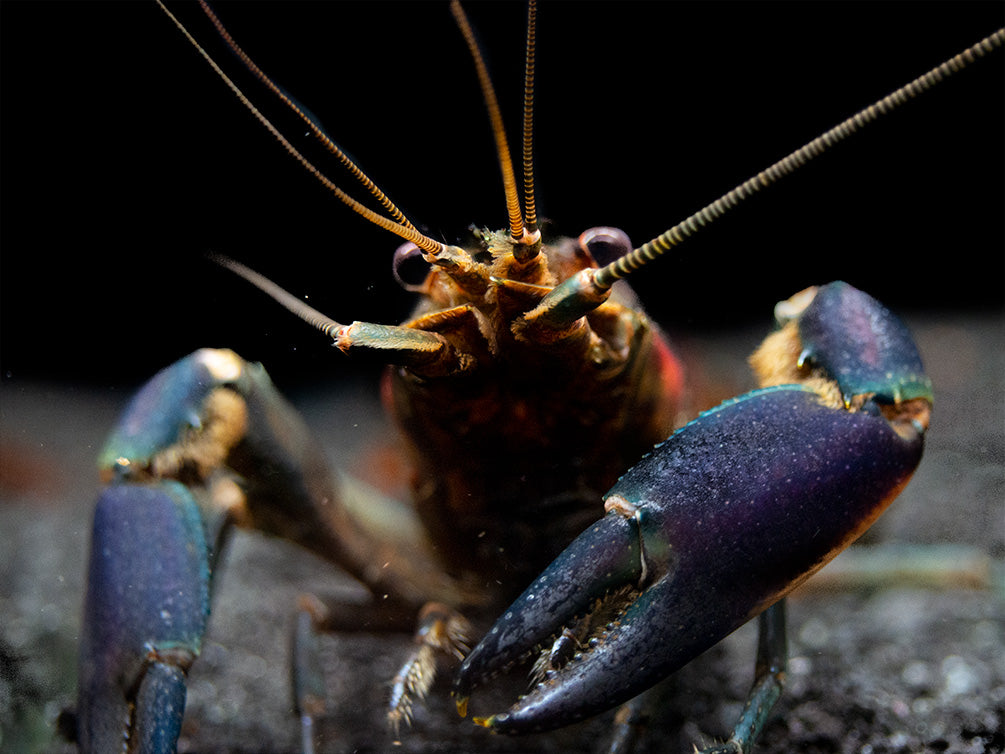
[2,1,1002,389]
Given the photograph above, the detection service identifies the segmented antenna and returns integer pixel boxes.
[155,0,447,256]
[592,28,1005,290]
[521,0,540,239]
[196,0,414,231]
[450,0,534,251]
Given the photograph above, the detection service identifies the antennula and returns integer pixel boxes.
[450,0,541,256]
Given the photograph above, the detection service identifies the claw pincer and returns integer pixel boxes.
[77,346,399,750]
[76,350,239,751]
[456,282,933,734]
[78,481,210,752]
[77,348,338,751]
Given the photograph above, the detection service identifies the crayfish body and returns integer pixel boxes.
[71,0,996,750]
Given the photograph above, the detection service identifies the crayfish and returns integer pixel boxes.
[68,2,1002,753]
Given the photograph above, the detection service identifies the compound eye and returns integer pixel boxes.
[578,226,632,266]
[392,242,431,291]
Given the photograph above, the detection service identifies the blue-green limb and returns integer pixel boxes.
[75,349,468,753]
[698,601,787,754]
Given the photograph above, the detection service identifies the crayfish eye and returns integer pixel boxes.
[578,226,633,266]
[392,242,432,292]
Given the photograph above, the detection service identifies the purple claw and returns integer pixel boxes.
[457,385,926,733]
[77,481,210,752]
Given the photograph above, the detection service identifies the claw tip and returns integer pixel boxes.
[473,712,509,730]
[455,697,468,718]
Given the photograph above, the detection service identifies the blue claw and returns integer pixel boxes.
[76,481,210,752]
[76,347,359,751]
[97,348,247,478]
[455,283,932,734]
[795,281,932,405]
[453,513,643,706]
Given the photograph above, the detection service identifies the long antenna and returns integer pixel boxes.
[521,26,1004,331]
[592,28,1005,290]
[156,0,447,256]
[196,0,415,231]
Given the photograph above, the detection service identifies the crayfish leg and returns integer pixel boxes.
[290,592,472,743]
[387,602,472,734]
[606,692,655,754]
[593,601,787,754]
[291,604,326,754]
[696,600,787,754]
[289,591,420,753]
